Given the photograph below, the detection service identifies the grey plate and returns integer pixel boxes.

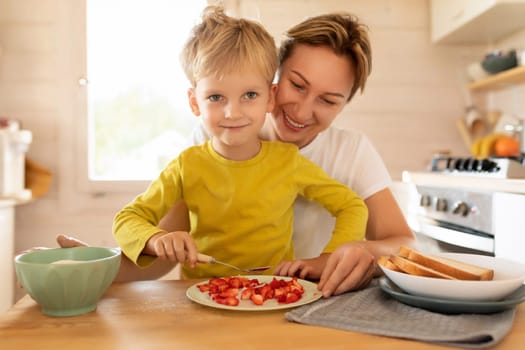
[379,277,525,314]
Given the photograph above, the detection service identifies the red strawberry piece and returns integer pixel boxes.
[223,297,239,306]
[197,284,210,292]
[241,288,254,300]
[228,277,243,288]
[275,293,287,303]
[285,292,300,304]
[219,288,239,298]
[247,279,261,288]
[269,278,281,289]
[250,294,264,306]
[209,278,227,286]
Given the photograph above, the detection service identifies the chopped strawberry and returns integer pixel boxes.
[275,293,287,303]
[250,294,264,305]
[223,296,239,306]
[241,288,254,300]
[238,277,251,286]
[290,284,304,294]
[269,277,281,289]
[219,284,231,292]
[285,292,300,304]
[219,288,239,298]
[209,278,227,286]
[261,285,275,300]
[291,278,304,292]
[246,279,260,288]
[226,277,242,288]
[197,284,210,292]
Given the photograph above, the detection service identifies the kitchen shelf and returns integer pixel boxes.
[468,66,525,92]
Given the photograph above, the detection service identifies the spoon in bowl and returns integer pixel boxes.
[197,253,271,273]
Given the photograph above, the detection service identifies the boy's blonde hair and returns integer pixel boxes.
[279,12,372,102]
[181,6,278,87]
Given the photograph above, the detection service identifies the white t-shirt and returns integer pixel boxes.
[191,118,392,258]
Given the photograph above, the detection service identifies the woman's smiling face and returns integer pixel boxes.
[269,44,355,148]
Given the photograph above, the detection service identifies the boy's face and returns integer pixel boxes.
[188,71,276,160]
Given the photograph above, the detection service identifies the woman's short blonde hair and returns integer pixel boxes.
[279,12,372,102]
[180,6,278,87]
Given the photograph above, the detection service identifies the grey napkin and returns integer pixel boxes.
[285,280,516,349]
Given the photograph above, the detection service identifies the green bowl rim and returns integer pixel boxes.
[15,246,121,265]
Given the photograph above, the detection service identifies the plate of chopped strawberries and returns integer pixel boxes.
[186,275,323,311]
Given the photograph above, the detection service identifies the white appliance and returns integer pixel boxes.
[0,122,32,198]
[405,155,525,264]
[0,121,31,312]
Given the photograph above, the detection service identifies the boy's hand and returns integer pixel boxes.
[146,231,198,268]
[274,256,327,282]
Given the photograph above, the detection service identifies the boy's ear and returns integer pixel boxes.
[267,83,278,113]
[187,88,201,116]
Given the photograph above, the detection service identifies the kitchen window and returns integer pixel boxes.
[78,0,206,192]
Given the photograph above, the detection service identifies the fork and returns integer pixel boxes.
[197,253,271,273]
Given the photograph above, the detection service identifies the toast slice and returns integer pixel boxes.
[377,255,403,272]
[389,254,457,279]
[398,246,494,281]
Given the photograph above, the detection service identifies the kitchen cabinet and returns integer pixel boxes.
[0,200,15,314]
[431,0,525,44]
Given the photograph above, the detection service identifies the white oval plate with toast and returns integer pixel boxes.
[380,253,525,301]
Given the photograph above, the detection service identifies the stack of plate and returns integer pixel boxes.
[379,253,525,314]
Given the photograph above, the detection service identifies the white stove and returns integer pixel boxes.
[404,155,525,259]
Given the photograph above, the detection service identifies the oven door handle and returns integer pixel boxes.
[417,222,494,254]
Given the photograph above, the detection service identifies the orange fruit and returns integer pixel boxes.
[493,136,520,157]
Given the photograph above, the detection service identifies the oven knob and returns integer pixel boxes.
[435,198,448,212]
[481,159,500,172]
[420,194,431,207]
[452,201,470,217]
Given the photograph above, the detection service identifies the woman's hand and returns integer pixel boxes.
[317,243,376,297]
[56,234,88,248]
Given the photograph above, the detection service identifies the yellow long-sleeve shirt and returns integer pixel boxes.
[113,140,367,278]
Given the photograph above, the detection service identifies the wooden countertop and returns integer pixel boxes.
[1,279,525,349]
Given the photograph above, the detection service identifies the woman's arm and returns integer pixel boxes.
[317,188,416,296]
[363,188,415,254]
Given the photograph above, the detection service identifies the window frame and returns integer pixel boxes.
[72,0,214,194]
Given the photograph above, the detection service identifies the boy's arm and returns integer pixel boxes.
[55,234,178,282]
[297,156,369,252]
[113,163,183,267]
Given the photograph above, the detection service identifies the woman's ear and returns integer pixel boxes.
[267,83,278,113]
[187,88,201,116]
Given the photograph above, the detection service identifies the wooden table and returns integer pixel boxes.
[1,279,524,349]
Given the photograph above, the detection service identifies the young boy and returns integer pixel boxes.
[113,6,368,279]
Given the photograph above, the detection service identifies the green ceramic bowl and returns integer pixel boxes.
[14,247,121,317]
